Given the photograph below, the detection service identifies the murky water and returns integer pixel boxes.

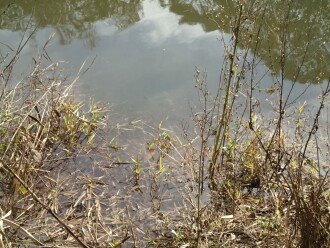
[1,0,329,124]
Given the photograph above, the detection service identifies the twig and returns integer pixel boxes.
[0,159,91,248]
[126,206,137,247]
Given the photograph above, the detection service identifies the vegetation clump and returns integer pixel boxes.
[0,0,330,247]
[0,34,114,247]
[146,1,330,247]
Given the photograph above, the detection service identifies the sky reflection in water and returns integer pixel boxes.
[79,0,222,121]
[0,0,329,123]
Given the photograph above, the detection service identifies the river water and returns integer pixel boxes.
[1,0,329,125]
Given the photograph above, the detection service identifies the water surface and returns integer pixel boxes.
[1,0,329,123]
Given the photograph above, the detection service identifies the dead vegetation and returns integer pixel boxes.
[0,31,119,246]
[147,1,330,247]
[1,1,330,248]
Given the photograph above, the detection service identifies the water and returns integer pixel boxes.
[1,0,330,181]
[1,0,330,192]
[0,1,223,124]
[1,1,330,124]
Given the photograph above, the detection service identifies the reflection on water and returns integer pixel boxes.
[0,0,329,120]
[0,0,142,46]
[165,0,330,83]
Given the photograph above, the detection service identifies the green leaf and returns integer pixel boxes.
[159,155,164,173]
[19,185,27,195]
[63,115,68,128]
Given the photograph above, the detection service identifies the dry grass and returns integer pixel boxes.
[0,37,120,246]
[1,1,330,247]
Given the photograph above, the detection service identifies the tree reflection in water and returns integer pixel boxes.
[0,0,329,82]
[0,0,143,46]
[164,0,330,83]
